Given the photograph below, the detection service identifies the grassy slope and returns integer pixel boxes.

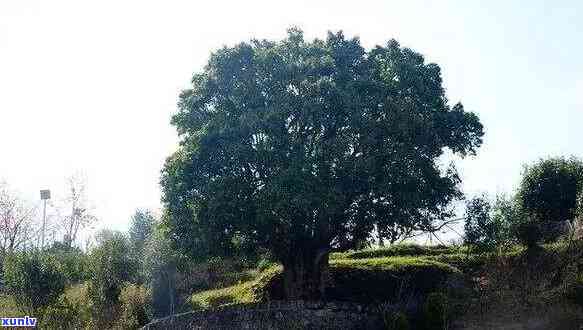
[191,250,462,310]
[190,242,583,312]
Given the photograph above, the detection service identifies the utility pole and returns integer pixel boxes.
[40,189,51,250]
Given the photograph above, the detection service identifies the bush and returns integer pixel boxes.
[464,195,504,250]
[567,274,583,306]
[39,297,85,329]
[88,231,138,308]
[381,309,410,330]
[326,258,459,303]
[2,252,66,311]
[422,292,448,330]
[116,283,152,329]
[518,157,583,241]
[49,247,89,284]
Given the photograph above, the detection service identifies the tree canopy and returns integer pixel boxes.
[161,28,483,298]
[518,157,583,223]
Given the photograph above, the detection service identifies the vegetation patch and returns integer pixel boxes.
[331,244,464,260]
[327,257,460,303]
[190,257,459,309]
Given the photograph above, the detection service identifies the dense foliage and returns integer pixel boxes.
[518,157,583,223]
[87,230,138,308]
[2,252,66,311]
[463,195,506,250]
[161,28,483,298]
[129,209,156,253]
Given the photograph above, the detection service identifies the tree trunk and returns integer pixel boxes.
[282,247,329,300]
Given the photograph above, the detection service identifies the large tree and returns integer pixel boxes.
[161,28,483,299]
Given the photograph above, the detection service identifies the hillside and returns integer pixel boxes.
[184,243,583,329]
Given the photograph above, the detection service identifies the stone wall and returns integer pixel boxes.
[142,301,383,330]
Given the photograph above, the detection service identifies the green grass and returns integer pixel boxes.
[330,244,466,260]
[0,294,24,316]
[190,266,282,309]
[330,256,460,273]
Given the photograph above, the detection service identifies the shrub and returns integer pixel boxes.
[88,230,138,308]
[517,157,583,241]
[381,310,410,330]
[422,292,448,330]
[491,194,524,245]
[326,258,459,303]
[567,273,583,306]
[49,247,89,284]
[464,195,505,250]
[515,221,544,249]
[143,228,180,318]
[39,297,85,329]
[2,252,66,311]
[116,283,152,329]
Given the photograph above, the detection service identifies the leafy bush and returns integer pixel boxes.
[517,157,583,243]
[49,247,89,284]
[88,231,138,309]
[143,228,181,318]
[2,252,66,311]
[116,283,152,329]
[422,292,449,330]
[39,297,85,329]
[567,273,583,306]
[381,309,410,330]
[464,195,504,250]
[326,258,459,303]
[519,157,583,221]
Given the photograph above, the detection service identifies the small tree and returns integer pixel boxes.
[0,182,38,254]
[491,193,524,246]
[143,226,179,318]
[88,230,138,309]
[464,196,491,248]
[128,209,156,253]
[2,252,66,311]
[56,173,98,248]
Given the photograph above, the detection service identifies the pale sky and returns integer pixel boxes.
[1,0,582,235]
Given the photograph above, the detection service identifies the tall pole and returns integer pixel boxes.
[41,199,47,250]
[40,189,51,250]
